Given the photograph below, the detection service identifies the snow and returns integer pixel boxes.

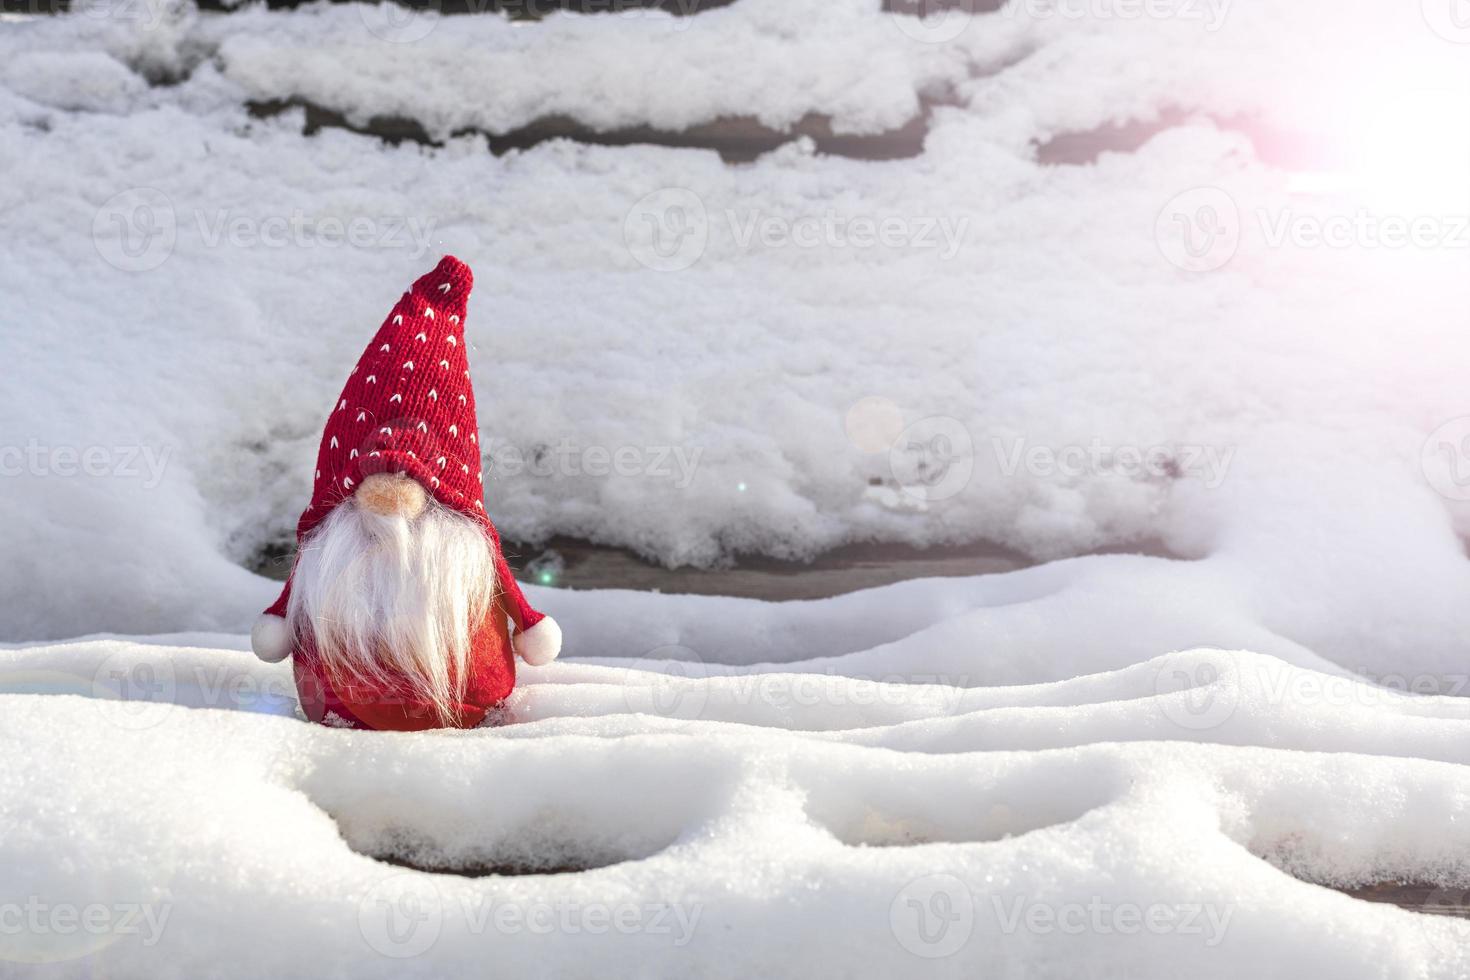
[1,0,1466,641]
[2,0,1470,974]
[4,632,1470,976]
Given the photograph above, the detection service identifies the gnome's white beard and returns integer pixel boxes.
[287,497,497,724]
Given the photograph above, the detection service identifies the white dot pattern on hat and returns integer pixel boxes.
[295,257,488,536]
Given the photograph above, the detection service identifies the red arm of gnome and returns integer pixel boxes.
[250,578,294,664]
[485,524,562,667]
[249,536,562,667]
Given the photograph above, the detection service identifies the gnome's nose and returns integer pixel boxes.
[356,472,428,519]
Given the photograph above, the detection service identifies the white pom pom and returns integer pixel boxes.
[514,616,562,666]
[251,613,293,663]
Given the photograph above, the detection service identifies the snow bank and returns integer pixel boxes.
[1,0,1467,644]
[212,0,943,139]
[3,633,1470,977]
[202,0,1459,148]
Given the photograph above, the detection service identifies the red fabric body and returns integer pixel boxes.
[291,595,517,731]
[262,256,545,730]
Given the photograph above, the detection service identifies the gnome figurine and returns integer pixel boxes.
[250,256,561,731]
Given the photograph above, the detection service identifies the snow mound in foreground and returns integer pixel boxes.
[4,630,1470,978]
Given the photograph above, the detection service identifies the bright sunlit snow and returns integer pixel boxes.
[1,0,1469,975]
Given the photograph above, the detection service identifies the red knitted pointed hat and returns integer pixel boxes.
[253,256,560,667]
[300,254,485,536]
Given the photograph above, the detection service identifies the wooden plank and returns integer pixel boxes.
[1344,883,1470,919]
[247,98,931,163]
[254,533,1185,600]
